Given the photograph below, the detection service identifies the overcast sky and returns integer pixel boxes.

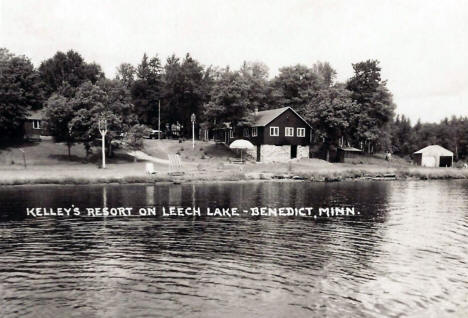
[1,0,467,123]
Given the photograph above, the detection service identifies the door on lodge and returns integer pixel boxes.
[291,145,297,159]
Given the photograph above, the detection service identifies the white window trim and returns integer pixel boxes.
[270,126,279,136]
[32,120,41,130]
[297,128,305,137]
[251,127,257,137]
[285,127,294,137]
[229,129,234,138]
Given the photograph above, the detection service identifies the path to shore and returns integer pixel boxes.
[127,150,171,165]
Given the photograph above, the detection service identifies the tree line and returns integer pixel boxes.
[1,47,467,160]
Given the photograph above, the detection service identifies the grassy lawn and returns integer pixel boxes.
[0,140,135,167]
[1,139,468,185]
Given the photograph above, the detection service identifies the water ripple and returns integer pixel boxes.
[0,181,467,317]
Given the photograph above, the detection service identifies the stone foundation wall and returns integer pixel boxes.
[260,145,290,163]
[297,145,309,159]
[245,144,310,162]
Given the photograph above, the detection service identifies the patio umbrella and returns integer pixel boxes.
[229,139,254,162]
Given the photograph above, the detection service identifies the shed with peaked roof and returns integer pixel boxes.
[335,147,364,163]
[413,145,453,167]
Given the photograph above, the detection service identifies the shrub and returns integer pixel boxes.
[124,124,149,151]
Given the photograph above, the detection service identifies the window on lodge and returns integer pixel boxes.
[229,129,234,138]
[297,128,305,137]
[243,128,249,137]
[251,127,257,137]
[32,120,41,129]
[285,127,294,136]
[270,126,279,136]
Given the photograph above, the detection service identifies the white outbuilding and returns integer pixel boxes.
[413,145,453,167]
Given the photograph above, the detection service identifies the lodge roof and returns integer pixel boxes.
[26,109,46,120]
[413,145,453,156]
[253,107,311,128]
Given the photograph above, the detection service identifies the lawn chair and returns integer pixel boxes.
[145,162,156,175]
[168,154,184,176]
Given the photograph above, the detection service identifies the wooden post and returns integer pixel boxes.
[158,100,161,140]
[191,113,196,149]
[19,148,26,168]
[99,118,107,169]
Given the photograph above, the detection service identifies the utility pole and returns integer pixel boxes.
[158,100,161,140]
[99,118,107,168]
[191,113,196,149]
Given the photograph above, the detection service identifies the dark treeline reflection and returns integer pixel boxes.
[0,181,467,318]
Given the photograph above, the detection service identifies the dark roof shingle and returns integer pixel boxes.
[253,107,311,127]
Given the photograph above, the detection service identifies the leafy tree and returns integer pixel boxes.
[390,114,413,156]
[269,64,323,114]
[131,53,162,125]
[311,61,337,87]
[67,82,108,156]
[305,85,359,160]
[38,50,103,97]
[306,85,358,144]
[346,60,396,152]
[125,124,149,151]
[69,80,137,155]
[239,61,269,112]
[0,50,44,139]
[203,68,252,128]
[161,53,211,134]
[115,63,136,88]
[44,94,76,157]
[0,48,15,64]
[98,78,138,155]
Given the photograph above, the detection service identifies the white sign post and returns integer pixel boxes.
[191,113,196,149]
[99,118,107,169]
[158,100,161,140]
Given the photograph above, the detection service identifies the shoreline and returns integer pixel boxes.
[1,163,468,186]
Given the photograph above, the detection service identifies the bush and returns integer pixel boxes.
[455,161,467,169]
[124,124,149,151]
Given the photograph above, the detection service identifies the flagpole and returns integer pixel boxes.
[158,100,161,140]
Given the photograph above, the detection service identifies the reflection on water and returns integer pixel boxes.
[0,181,467,317]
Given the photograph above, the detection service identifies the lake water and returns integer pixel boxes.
[0,180,467,317]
